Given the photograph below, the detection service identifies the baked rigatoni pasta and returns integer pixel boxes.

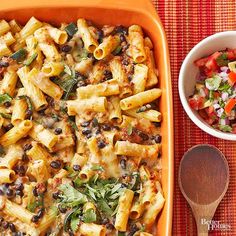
[0,71,18,96]
[0,18,164,236]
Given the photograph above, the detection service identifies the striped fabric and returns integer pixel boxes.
[151,0,236,235]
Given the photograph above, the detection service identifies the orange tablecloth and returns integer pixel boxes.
[151,0,236,235]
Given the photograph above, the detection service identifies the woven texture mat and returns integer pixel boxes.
[151,0,236,235]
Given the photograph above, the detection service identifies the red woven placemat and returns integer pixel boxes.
[151,0,236,235]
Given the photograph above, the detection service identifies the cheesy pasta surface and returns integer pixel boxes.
[0,17,164,236]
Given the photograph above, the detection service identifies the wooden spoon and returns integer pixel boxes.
[178,144,229,236]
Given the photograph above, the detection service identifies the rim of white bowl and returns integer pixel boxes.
[179,31,236,141]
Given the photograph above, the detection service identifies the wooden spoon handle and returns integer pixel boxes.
[196,221,208,236]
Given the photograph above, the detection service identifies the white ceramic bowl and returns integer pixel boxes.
[179,31,236,140]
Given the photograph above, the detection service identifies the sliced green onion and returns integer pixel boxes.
[65,23,78,37]
[0,93,12,105]
[0,113,11,119]
[18,95,33,111]
[112,46,122,55]
[10,48,27,62]
[24,52,38,66]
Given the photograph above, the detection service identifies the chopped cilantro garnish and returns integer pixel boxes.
[219,124,232,132]
[216,53,229,66]
[82,208,96,223]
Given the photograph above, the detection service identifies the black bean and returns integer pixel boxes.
[75,71,86,80]
[4,101,11,108]
[97,140,106,149]
[23,143,32,152]
[2,221,9,229]
[120,159,127,169]
[9,223,16,232]
[106,223,114,230]
[92,118,99,127]
[121,183,128,188]
[15,165,26,176]
[0,61,9,67]
[33,187,38,197]
[31,215,40,223]
[103,70,113,80]
[73,164,81,171]
[94,128,101,135]
[115,25,128,35]
[127,75,132,81]
[153,135,162,143]
[38,109,46,115]
[97,30,104,44]
[5,123,13,131]
[15,183,24,191]
[86,133,93,139]
[37,208,44,218]
[153,122,161,127]
[50,160,61,169]
[129,224,139,235]
[16,190,24,197]
[138,132,149,141]
[58,204,67,213]
[52,191,60,200]
[6,188,14,198]
[0,189,4,195]
[134,191,139,197]
[0,216,3,224]
[82,128,92,135]
[22,153,29,162]
[25,109,33,119]
[119,33,126,42]
[77,80,87,87]
[81,121,90,127]
[122,59,129,66]
[101,218,109,225]
[101,124,111,131]
[3,183,9,189]
[54,128,62,135]
[61,45,72,53]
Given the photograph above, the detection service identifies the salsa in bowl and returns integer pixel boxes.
[179,31,236,140]
[189,48,236,133]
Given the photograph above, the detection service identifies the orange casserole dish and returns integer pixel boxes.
[0,0,173,235]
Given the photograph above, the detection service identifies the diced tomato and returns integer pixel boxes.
[228,71,236,86]
[194,57,209,67]
[226,49,236,60]
[203,88,209,97]
[226,50,235,60]
[232,125,236,134]
[213,91,220,99]
[207,105,214,115]
[205,58,218,71]
[204,68,214,77]
[198,109,208,119]
[189,96,204,110]
[211,51,222,60]
[225,98,236,115]
[205,117,215,125]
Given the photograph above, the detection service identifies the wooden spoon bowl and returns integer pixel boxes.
[179,144,229,235]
